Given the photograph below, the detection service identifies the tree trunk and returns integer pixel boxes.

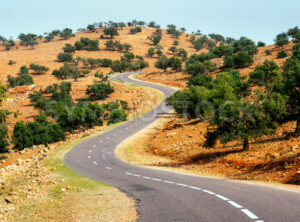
[243,139,249,151]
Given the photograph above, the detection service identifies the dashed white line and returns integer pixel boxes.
[188,186,202,190]
[88,156,91,159]
[105,167,112,170]
[241,209,259,220]
[93,145,96,148]
[215,194,229,201]
[202,190,216,195]
[228,200,243,209]
[123,171,261,221]
[89,150,92,153]
[163,180,175,184]
[176,183,188,187]
[92,161,98,165]
[106,137,110,140]
[99,140,103,143]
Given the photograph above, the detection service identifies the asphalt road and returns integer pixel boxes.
[64,72,300,222]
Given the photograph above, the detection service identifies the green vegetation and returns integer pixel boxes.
[103,27,119,39]
[7,66,34,87]
[57,52,73,62]
[86,83,114,101]
[30,63,49,74]
[277,50,288,59]
[147,29,162,45]
[108,109,127,124]
[59,28,74,40]
[18,33,38,48]
[74,38,99,51]
[275,32,289,47]
[63,43,76,53]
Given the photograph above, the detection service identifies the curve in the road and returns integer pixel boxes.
[64,72,300,222]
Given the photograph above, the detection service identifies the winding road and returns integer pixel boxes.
[64,72,300,222]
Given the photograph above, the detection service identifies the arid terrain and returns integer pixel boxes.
[0,25,299,221]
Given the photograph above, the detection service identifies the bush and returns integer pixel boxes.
[7,66,33,88]
[103,27,119,39]
[274,32,289,47]
[57,52,73,62]
[111,60,130,72]
[211,44,234,57]
[277,50,288,59]
[257,41,266,47]
[74,41,84,50]
[173,40,179,46]
[147,30,162,45]
[148,48,155,58]
[30,63,49,74]
[18,33,38,48]
[59,28,73,40]
[108,108,127,124]
[86,83,114,100]
[12,120,65,150]
[130,27,142,34]
[52,63,81,80]
[265,50,271,55]
[223,51,254,68]
[168,57,182,72]
[122,53,135,61]
[232,37,258,55]
[63,43,76,53]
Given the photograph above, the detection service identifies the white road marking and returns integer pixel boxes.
[176,183,188,187]
[143,176,151,179]
[215,194,229,201]
[241,209,259,220]
[105,167,112,170]
[152,178,162,182]
[133,174,141,177]
[99,140,102,143]
[228,200,243,209]
[202,190,215,195]
[92,161,98,165]
[255,220,264,222]
[125,172,133,175]
[163,181,175,184]
[188,186,202,190]
[89,150,92,153]
[88,156,91,159]
[93,145,96,148]
[106,137,110,140]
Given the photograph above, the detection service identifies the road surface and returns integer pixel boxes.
[64,72,300,222]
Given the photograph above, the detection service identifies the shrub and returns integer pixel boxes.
[257,41,266,47]
[173,40,179,46]
[277,50,288,59]
[168,57,182,72]
[169,46,178,55]
[233,37,258,55]
[108,108,127,124]
[59,28,73,40]
[223,51,254,68]
[74,41,84,50]
[147,30,162,45]
[155,56,170,72]
[52,63,81,81]
[111,60,130,72]
[12,120,65,150]
[29,63,49,74]
[211,44,234,57]
[103,27,119,39]
[86,83,114,100]
[287,26,300,43]
[7,66,33,87]
[63,43,76,53]
[265,50,271,55]
[18,33,38,48]
[57,52,73,62]
[275,32,289,47]
[122,53,135,62]
[130,27,142,34]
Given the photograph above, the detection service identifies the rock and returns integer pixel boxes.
[61,188,66,192]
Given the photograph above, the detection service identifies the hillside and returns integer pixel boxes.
[0,23,299,220]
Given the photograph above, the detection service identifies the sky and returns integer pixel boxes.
[0,0,299,44]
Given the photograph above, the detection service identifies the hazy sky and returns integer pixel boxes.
[1,0,299,43]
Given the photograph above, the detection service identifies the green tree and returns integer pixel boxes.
[108,108,127,124]
[168,57,182,72]
[103,27,119,39]
[147,31,162,45]
[168,46,178,55]
[59,28,73,40]
[155,56,169,72]
[287,26,300,43]
[29,63,49,74]
[63,43,76,53]
[57,52,73,62]
[274,32,289,47]
[86,83,114,100]
[18,33,38,48]
[7,66,33,88]
[148,48,155,57]
[223,51,254,68]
